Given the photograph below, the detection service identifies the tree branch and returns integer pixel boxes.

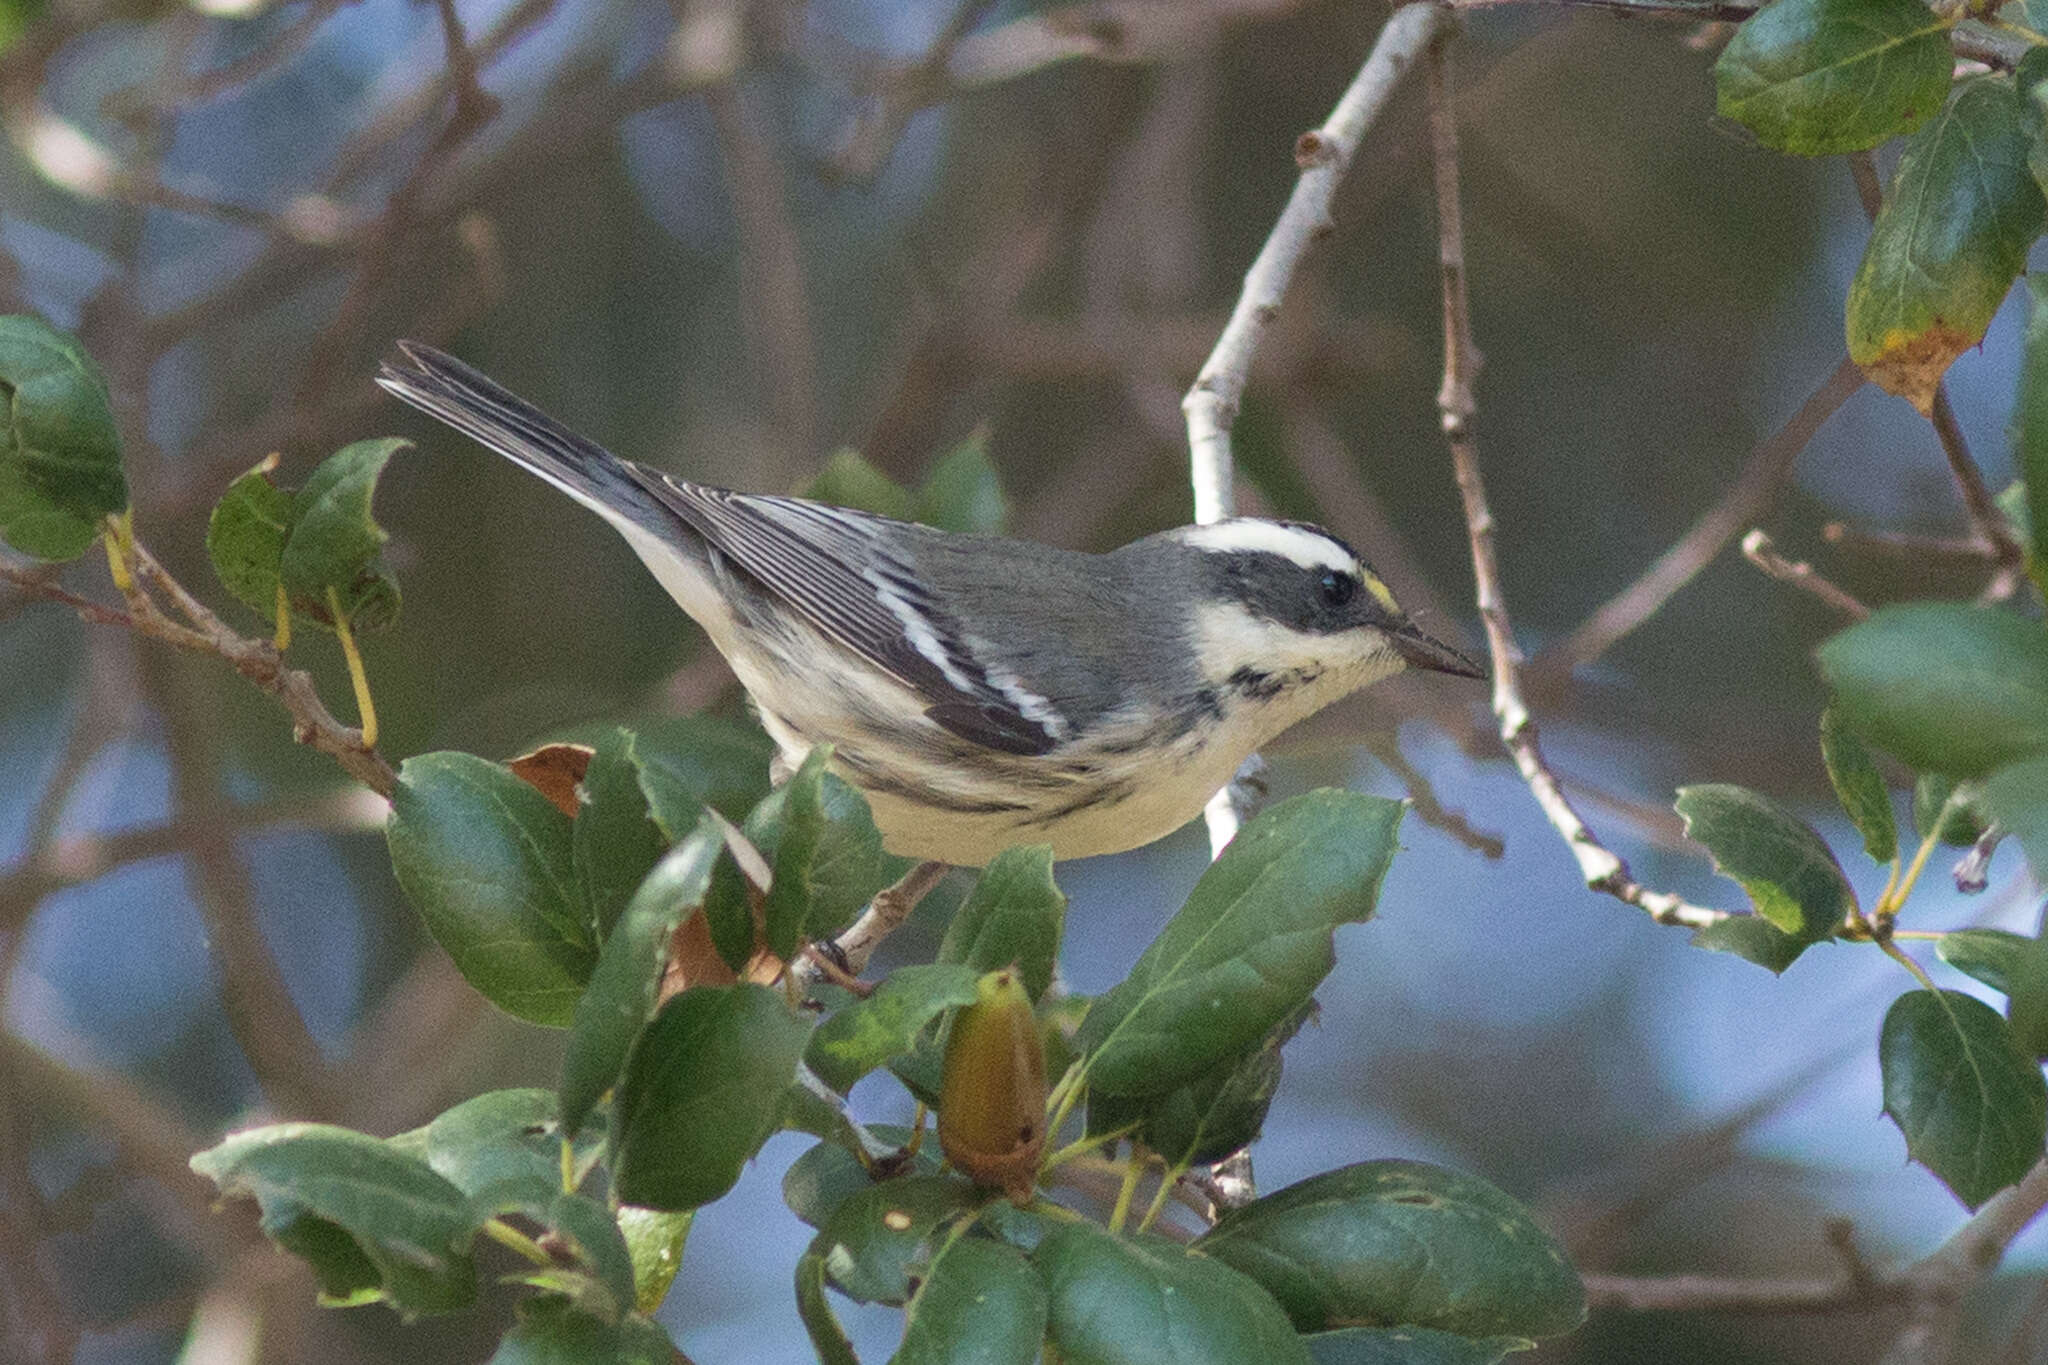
[1426,27,1727,931]
[1741,529,1871,620]
[0,543,398,798]
[1182,1,1443,524]
[1538,355,1864,679]
[1586,1155,2048,1351]
[1183,2,1443,857]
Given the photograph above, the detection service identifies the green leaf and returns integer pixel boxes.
[425,1088,597,1219]
[610,984,813,1210]
[1077,791,1404,1097]
[278,437,405,630]
[1880,989,2048,1208]
[1821,704,1897,862]
[1914,772,1989,846]
[190,1123,478,1315]
[916,428,1008,534]
[630,713,778,835]
[1846,77,2046,414]
[1674,784,1852,940]
[2012,275,2048,591]
[574,729,669,944]
[1303,1328,1535,1365]
[1034,1222,1310,1365]
[1713,0,1950,156]
[759,749,902,957]
[541,1193,638,1322]
[891,1235,1046,1365]
[1088,1004,1307,1166]
[781,1126,938,1231]
[1984,752,2048,876]
[807,450,917,520]
[1819,604,2048,777]
[616,1205,693,1314]
[1689,914,1816,974]
[0,314,126,561]
[0,0,46,57]
[387,752,593,1027]
[1196,1160,1585,1339]
[938,845,1065,1003]
[1937,927,2032,994]
[488,1300,677,1365]
[560,821,725,1139]
[206,455,295,625]
[808,1173,985,1305]
[805,962,982,1094]
[796,1238,862,1365]
[2004,922,2048,1059]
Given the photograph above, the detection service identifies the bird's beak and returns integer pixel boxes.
[1390,621,1488,680]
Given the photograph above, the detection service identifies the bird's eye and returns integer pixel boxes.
[1318,570,1358,608]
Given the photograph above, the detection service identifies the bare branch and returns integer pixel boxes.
[1427,30,1727,931]
[828,860,951,977]
[1540,355,1864,678]
[1586,1156,2048,1348]
[1927,387,2029,602]
[0,544,398,798]
[1185,2,1443,856]
[1741,529,1871,620]
[1182,1,1444,524]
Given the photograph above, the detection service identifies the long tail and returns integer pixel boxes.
[374,341,674,537]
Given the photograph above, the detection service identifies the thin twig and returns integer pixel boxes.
[1585,1156,2048,1347]
[1184,2,1444,857]
[2,545,398,797]
[1927,387,2028,602]
[1426,30,1726,931]
[828,860,950,977]
[1821,522,1997,562]
[289,0,502,411]
[1182,1,1443,523]
[1740,530,1871,620]
[1539,355,1864,678]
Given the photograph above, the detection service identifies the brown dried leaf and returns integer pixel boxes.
[506,742,595,819]
[1855,324,1972,416]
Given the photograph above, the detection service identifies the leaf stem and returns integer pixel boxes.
[1107,1152,1145,1235]
[1879,790,1964,926]
[560,1136,575,1195]
[101,512,134,593]
[326,586,377,749]
[272,582,291,652]
[480,1217,552,1266]
[1135,1156,1190,1235]
[1039,1120,1136,1176]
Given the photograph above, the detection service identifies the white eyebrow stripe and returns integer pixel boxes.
[1177,519,1357,573]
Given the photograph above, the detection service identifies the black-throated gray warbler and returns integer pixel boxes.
[376,342,1484,866]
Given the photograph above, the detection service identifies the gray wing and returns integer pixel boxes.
[634,474,1061,757]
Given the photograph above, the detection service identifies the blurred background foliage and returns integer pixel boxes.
[0,0,2041,1361]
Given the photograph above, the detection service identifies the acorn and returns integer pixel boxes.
[937,967,1048,1204]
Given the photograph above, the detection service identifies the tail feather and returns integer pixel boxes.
[375,341,671,536]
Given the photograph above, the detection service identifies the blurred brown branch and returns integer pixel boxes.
[1741,529,1871,620]
[1536,354,1865,682]
[1427,25,1727,931]
[1584,1155,2048,1360]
